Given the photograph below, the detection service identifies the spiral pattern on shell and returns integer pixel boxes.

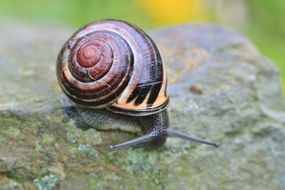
[57,19,168,116]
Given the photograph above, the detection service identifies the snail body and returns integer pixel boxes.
[57,19,219,149]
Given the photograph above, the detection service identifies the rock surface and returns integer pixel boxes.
[0,20,284,190]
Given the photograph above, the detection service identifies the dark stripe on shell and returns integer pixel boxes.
[134,84,152,105]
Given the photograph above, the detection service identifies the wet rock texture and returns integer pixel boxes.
[0,20,284,190]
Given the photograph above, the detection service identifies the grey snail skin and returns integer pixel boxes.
[56,19,220,150]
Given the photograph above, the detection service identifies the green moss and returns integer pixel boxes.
[0,114,23,128]
[67,146,76,154]
[7,167,34,182]
[42,134,55,145]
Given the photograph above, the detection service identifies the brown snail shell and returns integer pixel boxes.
[57,19,168,116]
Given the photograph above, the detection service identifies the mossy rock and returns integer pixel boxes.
[0,20,284,190]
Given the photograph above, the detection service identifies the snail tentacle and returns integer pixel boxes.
[108,131,158,150]
[166,128,220,148]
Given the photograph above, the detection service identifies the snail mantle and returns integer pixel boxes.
[0,20,284,190]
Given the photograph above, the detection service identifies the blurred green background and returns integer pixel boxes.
[0,0,284,95]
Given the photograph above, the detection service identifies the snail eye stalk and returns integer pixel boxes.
[166,128,220,148]
[109,131,158,150]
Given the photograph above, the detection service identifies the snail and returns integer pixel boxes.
[56,19,220,150]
